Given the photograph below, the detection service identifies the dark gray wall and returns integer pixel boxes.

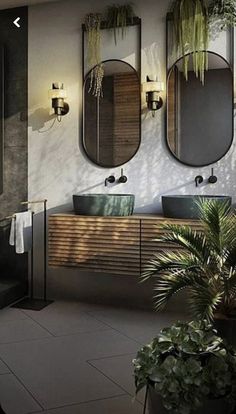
[179,68,233,166]
[0,7,28,290]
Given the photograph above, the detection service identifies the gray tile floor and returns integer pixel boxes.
[0,300,186,414]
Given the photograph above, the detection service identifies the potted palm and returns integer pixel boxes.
[133,320,236,414]
[142,200,236,345]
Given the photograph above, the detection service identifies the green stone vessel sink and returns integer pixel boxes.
[162,195,232,219]
[73,194,135,216]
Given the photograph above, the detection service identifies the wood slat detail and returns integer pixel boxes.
[48,259,139,270]
[49,261,138,276]
[140,219,203,271]
[49,214,203,276]
[49,242,139,250]
[49,215,140,276]
[49,230,138,239]
[48,255,139,266]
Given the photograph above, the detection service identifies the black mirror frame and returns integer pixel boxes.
[81,17,142,168]
[165,50,234,168]
[165,12,235,168]
[83,59,141,168]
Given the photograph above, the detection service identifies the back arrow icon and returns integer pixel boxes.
[13,17,20,28]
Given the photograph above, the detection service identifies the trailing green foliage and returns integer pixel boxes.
[106,3,135,44]
[133,320,236,414]
[171,0,209,84]
[84,13,104,98]
[208,0,236,30]
[142,200,236,321]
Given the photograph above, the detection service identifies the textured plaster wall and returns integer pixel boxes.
[28,0,236,305]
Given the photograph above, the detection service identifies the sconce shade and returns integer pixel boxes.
[48,87,67,100]
[142,78,164,116]
[142,81,164,93]
[49,82,69,121]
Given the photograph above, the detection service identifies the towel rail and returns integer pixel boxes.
[21,199,47,205]
[2,214,16,220]
[11,198,53,311]
[0,215,16,224]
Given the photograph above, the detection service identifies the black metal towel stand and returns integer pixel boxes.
[12,199,53,311]
[143,385,148,414]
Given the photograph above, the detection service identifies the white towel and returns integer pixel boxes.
[9,211,32,254]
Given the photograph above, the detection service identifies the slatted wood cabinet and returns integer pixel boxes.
[48,214,202,276]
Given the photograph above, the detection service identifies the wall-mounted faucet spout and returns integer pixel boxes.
[105,175,115,187]
[195,175,204,187]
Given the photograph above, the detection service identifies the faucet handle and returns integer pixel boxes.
[208,168,217,184]
[118,168,128,184]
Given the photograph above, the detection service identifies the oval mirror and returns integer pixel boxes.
[167,51,233,167]
[83,59,141,168]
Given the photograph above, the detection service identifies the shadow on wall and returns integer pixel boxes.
[28,108,55,132]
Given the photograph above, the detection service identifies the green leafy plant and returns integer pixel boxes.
[84,13,104,98]
[208,0,236,30]
[171,0,209,83]
[133,320,236,414]
[142,200,236,321]
[106,3,135,44]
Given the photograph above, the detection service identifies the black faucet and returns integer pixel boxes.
[118,168,127,184]
[105,175,115,187]
[208,168,217,184]
[195,175,204,187]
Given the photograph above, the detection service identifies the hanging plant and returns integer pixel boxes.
[84,13,104,98]
[208,0,236,30]
[171,0,209,83]
[106,3,135,44]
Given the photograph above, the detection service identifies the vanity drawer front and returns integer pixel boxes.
[141,218,203,271]
[48,216,140,276]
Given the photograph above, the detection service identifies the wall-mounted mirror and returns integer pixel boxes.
[83,59,141,168]
[167,51,233,167]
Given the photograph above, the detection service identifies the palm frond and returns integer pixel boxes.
[160,224,210,262]
[152,271,205,311]
[141,250,201,283]
[143,198,236,319]
[189,284,223,322]
[222,269,236,303]
[196,199,236,254]
[223,243,236,269]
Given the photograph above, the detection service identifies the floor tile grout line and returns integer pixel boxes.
[0,334,54,346]
[20,311,57,338]
[88,352,136,363]
[83,312,144,346]
[34,393,128,413]
[52,327,112,338]
[0,357,44,410]
[87,359,143,406]
[20,309,112,338]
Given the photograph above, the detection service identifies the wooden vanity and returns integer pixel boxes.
[48,214,202,276]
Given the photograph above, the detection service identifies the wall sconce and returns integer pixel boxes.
[48,82,69,122]
[142,76,164,117]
